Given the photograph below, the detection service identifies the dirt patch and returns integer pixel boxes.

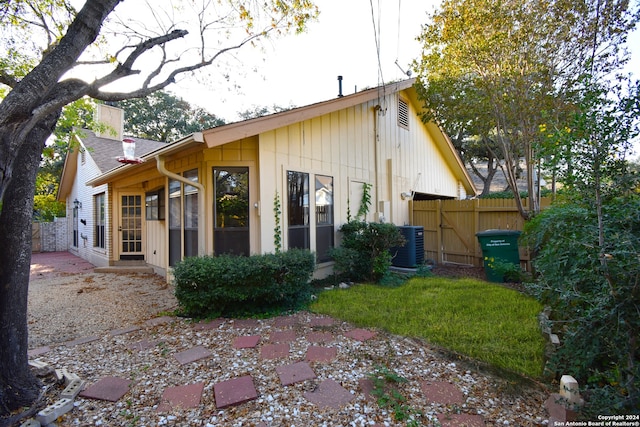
[28,271,177,348]
[431,263,487,280]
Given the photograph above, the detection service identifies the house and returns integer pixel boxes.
[57,105,167,267]
[58,79,477,278]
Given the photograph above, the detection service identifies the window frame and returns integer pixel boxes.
[145,188,165,221]
[94,192,106,249]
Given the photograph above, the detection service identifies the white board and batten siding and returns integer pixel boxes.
[68,140,110,268]
[257,88,463,254]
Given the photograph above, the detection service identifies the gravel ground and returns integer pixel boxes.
[22,261,550,427]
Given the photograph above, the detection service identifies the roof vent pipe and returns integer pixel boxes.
[337,75,344,97]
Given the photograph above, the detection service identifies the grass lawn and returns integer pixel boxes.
[310,276,545,378]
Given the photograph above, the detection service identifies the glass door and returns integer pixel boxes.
[213,167,249,255]
[120,194,143,260]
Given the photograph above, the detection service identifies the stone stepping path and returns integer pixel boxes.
[260,343,290,359]
[276,361,317,386]
[79,377,132,402]
[306,345,337,362]
[304,379,355,409]
[233,335,260,349]
[157,382,204,412]
[214,375,258,408]
[174,345,212,365]
[68,315,486,425]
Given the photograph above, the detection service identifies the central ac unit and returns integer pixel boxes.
[391,226,425,268]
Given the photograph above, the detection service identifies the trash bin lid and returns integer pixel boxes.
[475,229,522,237]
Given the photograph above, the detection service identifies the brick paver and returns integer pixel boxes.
[306,331,334,343]
[174,346,212,365]
[214,376,258,408]
[109,325,141,336]
[269,330,297,343]
[421,381,464,405]
[260,343,290,359]
[157,382,204,412]
[309,316,335,327]
[276,361,316,386]
[305,346,337,363]
[233,335,261,349]
[304,379,355,409]
[343,328,376,341]
[79,377,132,402]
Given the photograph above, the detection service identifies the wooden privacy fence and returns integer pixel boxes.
[409,198,552,270]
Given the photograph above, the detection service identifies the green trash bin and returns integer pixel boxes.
[476,230,521,282]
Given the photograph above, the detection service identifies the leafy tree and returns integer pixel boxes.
[114,91,225,142]
[237,103,295,120]
[523,47,640,417]
[0,0,318,418]
[33,171,66,221]
[414,0,638,218]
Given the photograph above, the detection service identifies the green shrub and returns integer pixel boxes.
[522,197,640,415]
[331,221,406,283]
[173,249,315,318]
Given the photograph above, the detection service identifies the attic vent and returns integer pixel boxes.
[398,97,409,129]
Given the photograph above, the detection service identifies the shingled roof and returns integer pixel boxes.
[79,129,167,173]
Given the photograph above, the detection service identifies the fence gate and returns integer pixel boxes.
[32,223,42,253]
[411,198,550,270]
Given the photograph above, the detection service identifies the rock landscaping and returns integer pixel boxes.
[19,252,551,426]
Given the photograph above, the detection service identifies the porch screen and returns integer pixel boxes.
[213,167,249,256]
[287,170,309,250]
[315,175,334,262]
[168,168,199,267]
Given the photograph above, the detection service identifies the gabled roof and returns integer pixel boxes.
[85,79,476,196]
[81,130,167,173]
[57,130,167,200]
[201,79,418,147]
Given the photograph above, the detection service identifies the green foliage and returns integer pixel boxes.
[173,249,315,318]
[331,221,406,283]
[33,170,66,220]
[483,256,524,283]
[273,192,282,253]
[522,198,640,415]
[114,91,225,142]
[311,277,545,377]
[479,189,555,199]
[414,0,639,218]
[367,366,422,426]
[356,182,372,220]
[33,194,65,221]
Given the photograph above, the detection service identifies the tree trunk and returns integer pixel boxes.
[0,112,60,416]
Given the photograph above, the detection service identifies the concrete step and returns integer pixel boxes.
[94,266,155,274]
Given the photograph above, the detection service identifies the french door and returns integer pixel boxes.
[120,194,143,260]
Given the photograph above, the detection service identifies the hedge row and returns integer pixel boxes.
[173,249,315,318]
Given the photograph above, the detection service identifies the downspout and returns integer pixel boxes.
[156,155,206,256]
[373,104,382,222]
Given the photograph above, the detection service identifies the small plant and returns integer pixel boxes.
[484,257,523,282]
[273,191,282,253]
[331,221,406,283]
[357,182,372,220]
[173,249,315,318]
[367,366,422,426]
